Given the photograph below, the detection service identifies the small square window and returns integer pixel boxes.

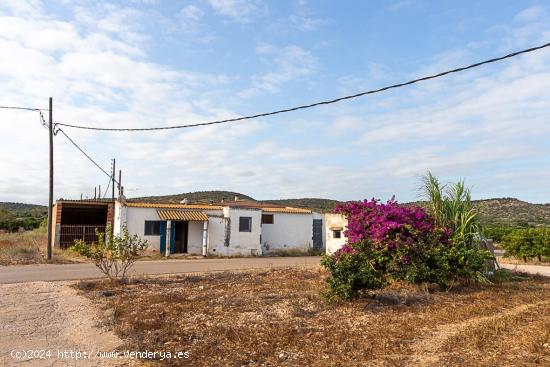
[261,214,274,224]
[333,230,342,239]
[144,220,161,235]
[239,217,252,232]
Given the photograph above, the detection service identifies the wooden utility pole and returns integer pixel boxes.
[111,158,115,199]
[118,169,122,198]
[46,97,53,261]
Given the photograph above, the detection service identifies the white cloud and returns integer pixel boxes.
[206,0,267,23]
[514,5,544,23]
[239,44,318,97]
[180,5,204,22]
[270,14,326,32]
[1,1,550,205]
[0,1,244,204]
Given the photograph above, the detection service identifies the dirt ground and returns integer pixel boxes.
[78,268,550,367]
[0,281,133,366]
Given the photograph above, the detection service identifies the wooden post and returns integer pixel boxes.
[47,97,53,261]
[111,158,115,199]
[118,170,122,198]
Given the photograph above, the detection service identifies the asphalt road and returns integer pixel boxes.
[1,257,548,284]
[0,257,321,284]
[499,262,550,277]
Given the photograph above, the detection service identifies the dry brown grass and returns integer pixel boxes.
[498,256,550,266]
[0,229,85,265]
[77,268,550,367]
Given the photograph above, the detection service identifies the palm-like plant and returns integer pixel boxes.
[420,172,480,246]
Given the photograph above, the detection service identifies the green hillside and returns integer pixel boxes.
[131,191,254,204]
[133,193,550,226]
[0,202,47,231]
[263,198,341,213]
[473,198,550,226]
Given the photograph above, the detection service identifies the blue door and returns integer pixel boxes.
[159,221,167,254]
[169,223,176,255]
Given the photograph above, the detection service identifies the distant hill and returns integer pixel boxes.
[263,198,341,213]
[0,202,47,218]
[403,198,550,227]
[473,198,550,227]
[0,202,47,231]
[131,191,255,204]
[132,192,550,226]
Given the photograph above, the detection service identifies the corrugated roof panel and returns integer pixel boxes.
[156,209,209,221]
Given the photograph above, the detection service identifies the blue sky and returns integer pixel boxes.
[0,0,549,204]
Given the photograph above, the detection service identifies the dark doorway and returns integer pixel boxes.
[174,221,188,253]
[312,219,323,250]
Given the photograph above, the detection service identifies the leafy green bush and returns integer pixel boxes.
[482,226,519,243]
[501,227,550,262]
[321,247,385,301]
[74,225,149,280]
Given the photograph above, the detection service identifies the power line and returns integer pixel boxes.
[2,103,120,189]
[56,128,119,185]
[103,176,111,198]
[0,105,48,112]
[55,41,550,132]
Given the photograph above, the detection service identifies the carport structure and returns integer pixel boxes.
[52,200,114,248]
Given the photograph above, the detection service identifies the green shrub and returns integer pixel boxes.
[321,250,385,301]
[74,225,149,280]
[501,227,550,262]
[483,226,519,243]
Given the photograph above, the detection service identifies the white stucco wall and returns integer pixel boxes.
[224,207,262,256]
[116,203,326,257]
[187,221,204,254]
[325,213,348,254]
[261,213,313,254]
[125,207,162,251]
[113,201,124,237]
[206,216,227,256]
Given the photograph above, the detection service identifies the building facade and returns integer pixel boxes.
[52,198,327,257]
[324,213,348,254]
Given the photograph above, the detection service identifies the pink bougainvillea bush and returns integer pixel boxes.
[321,198,491,301]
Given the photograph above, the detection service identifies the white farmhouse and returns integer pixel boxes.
[113,198,325,256]
[50,197,342,257]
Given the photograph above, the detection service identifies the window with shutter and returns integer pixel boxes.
[239,217,252,232]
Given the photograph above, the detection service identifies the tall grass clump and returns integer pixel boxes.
[420,172,480,246]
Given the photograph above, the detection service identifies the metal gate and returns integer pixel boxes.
[312,219,323,250]
[59,225,106,248]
